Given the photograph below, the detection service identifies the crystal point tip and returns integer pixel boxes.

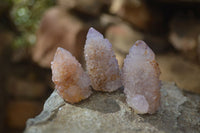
[56,47,66,53]
[87,27,103,39]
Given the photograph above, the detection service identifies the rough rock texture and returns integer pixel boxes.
[25,82,200,133]
[32,7,88,68]
[51,47,92,103]
[157,53,200,94]
[122,40,161,114]
[84,28,122,92]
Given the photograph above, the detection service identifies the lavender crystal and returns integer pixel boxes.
[122,40,161,114]
[84,28,122,92]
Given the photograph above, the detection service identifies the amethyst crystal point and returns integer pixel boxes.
[84,27,122,92]
[51,47,92,103]
[122,40,161,114]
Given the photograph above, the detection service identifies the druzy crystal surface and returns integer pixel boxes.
[122,40,161,114]
[51,47,92,103]
[84,28,122,92]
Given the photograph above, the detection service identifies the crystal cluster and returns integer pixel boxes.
[51,28,161,114]
[122,40,161,114]
[84,28,122,92]
[51,47,92,103]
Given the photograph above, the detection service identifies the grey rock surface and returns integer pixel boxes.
[25,82,200,133]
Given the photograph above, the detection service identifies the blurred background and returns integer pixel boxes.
[0,0,200,132]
